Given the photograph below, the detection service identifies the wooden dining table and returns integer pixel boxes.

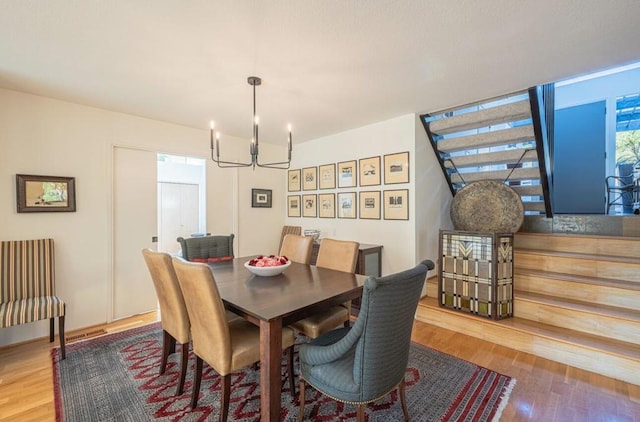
[208,256,367,422]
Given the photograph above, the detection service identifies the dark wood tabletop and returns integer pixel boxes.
[208,256,366,422]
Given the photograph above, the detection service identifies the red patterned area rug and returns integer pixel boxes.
[52,323,515,421]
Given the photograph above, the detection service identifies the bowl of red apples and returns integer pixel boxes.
[244,255,291,276]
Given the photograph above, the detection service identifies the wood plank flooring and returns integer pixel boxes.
[1,311,639,421]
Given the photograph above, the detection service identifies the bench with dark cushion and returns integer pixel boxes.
[177,234,235,263]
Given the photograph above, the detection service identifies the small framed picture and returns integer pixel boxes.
[384,152,410,184]
[359,191,381,219]
[383,189,409,220]
[288,195,301,217]
[303,167,317,191]
[318,163,336,190]
[302,194,317,217]
[359,156,381,187]
[288,169,301,192]
[251,188,272,208]
[16,174,76,213]
[337,192,357,219]
[337,160,357,188]
[318,193,335,218]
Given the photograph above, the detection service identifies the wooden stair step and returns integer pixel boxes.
[515,232,640,259]
[416,297,640,386]
[437,125,535,153]
[515,290,640,343]
[523,201,546,212]
[450,166,540,184]
[429,99,532,135]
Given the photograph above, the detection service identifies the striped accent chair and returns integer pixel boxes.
[0,239,66,359]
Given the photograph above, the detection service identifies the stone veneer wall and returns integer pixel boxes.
[521,215,639,237]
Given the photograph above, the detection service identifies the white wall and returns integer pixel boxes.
[285,114,451,277]
[0,88,285,347]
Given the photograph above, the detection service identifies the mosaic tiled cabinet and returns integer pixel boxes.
[438,230,514,320]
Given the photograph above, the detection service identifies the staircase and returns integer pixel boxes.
[416,232,640,386]
[421,86,553,217]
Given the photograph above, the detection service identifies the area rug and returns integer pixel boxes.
[52,323,515,421]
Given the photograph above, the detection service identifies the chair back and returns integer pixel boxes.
[142,249,190,344]
[1,239,55,302]
[315,238,359,273]
[172,257,233,373]
[177,234,234,262]
[279,234,313,265]
[279,225,302,251]
[351,260,433,401]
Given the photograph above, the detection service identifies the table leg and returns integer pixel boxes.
[260,318,282,422]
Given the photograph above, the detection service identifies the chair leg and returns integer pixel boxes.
[297,379,306,422]
[59,315,66,360]
[191,356,203,409]
[160,330,175,374]
[398,378,409,421]
[357,404,366,422]
[176,342,189,395]
[287,346,296,398]
[219,374,230,422]
[49,318,55,342]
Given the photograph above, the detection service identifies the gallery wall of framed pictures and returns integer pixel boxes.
[286,151,410,221]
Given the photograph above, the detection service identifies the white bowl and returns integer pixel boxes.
[244,260,291,277]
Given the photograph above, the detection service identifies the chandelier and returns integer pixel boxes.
[210,76,292,169]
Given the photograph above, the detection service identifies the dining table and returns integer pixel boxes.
[208,256,367,422]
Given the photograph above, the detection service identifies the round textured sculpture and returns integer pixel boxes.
[450,180,524,233]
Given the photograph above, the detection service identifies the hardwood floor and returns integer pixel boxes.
[1,312,639,421]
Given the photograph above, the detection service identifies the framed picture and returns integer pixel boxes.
[251,188,272,208]
[337,192,357,219]
[337,160,357,188]
[303,167,317,191]
[359,191,381,219]
[383,189,409,220]
[318,193,335,218]
[359,156,381,187]
[384,152,410,184]
[288,195,301,217]
[16,174,76,213]
[288,169,301,192]
[302,194,317,217]
[318,163,336,190]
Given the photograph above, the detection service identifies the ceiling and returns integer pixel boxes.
[2,1,640,145]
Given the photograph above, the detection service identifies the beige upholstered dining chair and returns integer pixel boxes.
[171,257,296,418]
[141,249,191,396]
[290,238,359,339]
[279,234,313,264]
[279,225,302,251]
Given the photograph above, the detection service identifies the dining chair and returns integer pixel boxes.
[279,234,313,264]
[171,257,297,418]
[290,238,359,339]
[141,249,191,395]
[279,225,302,251]
[297,259,434,422]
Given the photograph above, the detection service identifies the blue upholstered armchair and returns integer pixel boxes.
[176,234,234,263]
[297,259,435,422]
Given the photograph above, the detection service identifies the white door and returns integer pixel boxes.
[113,147,158,320]
[158,182,200,254]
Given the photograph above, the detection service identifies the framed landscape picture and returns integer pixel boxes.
[359,156,381,187]
[16,174,76,213]
[287,195,301,217]
[318,193,335,218]
[302,194,317,217]
[337,192,357,219]
[303,167,317,191]
[318,163,336,189]
[288,169,301,192]
[383,189,409,220]
[359,191,381,219]
[383,152,410,184]
[337,160,357,188]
